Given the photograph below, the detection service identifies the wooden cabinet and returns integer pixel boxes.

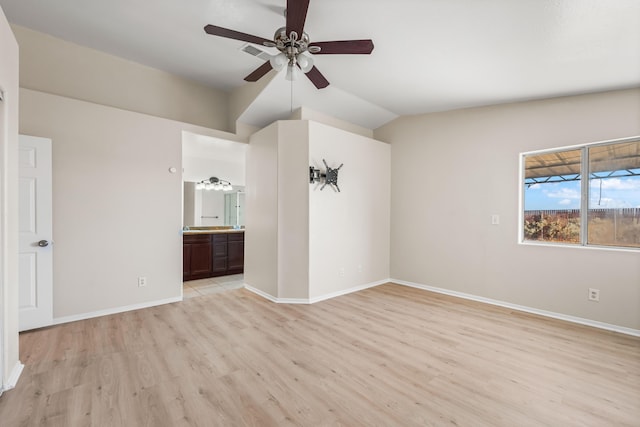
[227,233,245,274]
[183,234,213,281]
[183,232,244,281]
[212,234,228,275]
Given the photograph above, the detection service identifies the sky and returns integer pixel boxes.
[524,174,640,210]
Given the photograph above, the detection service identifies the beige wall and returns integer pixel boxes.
[228,71,275,135]
[12,25,230,131]
[375,88,640,330]
[245,121,310,300]
[19,88,238,319]
[308,121,390,298]
[183,182,197,226]
[296,107,374,139]
[245,123,279,297]
[277,121,310,300]
[245,120,390,301]
[0,5,20,390]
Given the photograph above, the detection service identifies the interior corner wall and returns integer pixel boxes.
[11,24,230,131]
[0,5,20,389]
[18,88,226,320]
[308,121,390,299]
[245,123,279,298]
[375,88,640,330]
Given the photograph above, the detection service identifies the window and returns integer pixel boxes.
[522,137,640,249]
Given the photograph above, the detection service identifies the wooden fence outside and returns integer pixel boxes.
[524,208,640,220]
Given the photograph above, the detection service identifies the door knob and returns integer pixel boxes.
[38,240,50,247]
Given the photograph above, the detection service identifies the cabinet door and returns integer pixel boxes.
[184,234,213,280]
[212,234,228,275]
[227,233,244,273]
[183,244,192,280]
[190,242,213,279]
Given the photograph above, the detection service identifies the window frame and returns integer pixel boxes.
[519,136,640,252]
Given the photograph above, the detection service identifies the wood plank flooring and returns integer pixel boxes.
[1,283,638,426]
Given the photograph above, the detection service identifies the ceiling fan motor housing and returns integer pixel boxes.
[272,27,312,57]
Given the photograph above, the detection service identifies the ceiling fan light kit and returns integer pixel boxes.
[204,0,374,89]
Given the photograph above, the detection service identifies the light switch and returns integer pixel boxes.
[491,214,500,225]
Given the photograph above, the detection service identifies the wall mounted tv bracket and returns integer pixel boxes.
[309,159,344,192]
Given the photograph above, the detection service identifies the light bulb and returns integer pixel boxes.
[286,63,300,81]
[214,183,222,191]
[297,53,314,73]
[269,53,287,71]
[223,184,232,191]
[205,183,212,190]
[196,182,204,190]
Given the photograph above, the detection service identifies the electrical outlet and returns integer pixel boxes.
[338,268,345,278]
[138,276,147,287]
[357,264,363,273]
[588,288,600,302]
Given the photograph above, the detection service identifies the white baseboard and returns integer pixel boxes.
[309,279,389,303]
[52,296,183,326]
[392,278,640,337]
[243,285,281,303]
[244,279,388,304]
[1,361,24,393]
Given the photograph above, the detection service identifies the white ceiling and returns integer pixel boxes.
[2,0,639,129]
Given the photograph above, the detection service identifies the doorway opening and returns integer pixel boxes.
[181,131,247,299]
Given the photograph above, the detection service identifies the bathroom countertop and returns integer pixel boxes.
[183,228,244,235]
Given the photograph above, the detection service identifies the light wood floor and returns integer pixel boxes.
[1,284,638,426]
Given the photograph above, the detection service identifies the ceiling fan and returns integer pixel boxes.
[204,0,374,89]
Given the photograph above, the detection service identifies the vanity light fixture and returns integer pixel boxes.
[195,177,233,191]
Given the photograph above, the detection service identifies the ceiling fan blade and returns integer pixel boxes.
[204,24,273,46]
[244,61,274,82]
[286,0,310,38]
[305,66,329,89]
[309,40,374,55]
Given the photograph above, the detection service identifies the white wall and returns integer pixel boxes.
[0,5,20,390]
[375,88,640,330]
[308,122,390,299]
[245,120,390,301]
[277,121,310,300]
[183,182,197,226]
[18,88,238,320]
[293,107,374,139]
[245,123,279,297]
[199,190,226,227]
[11,25,229,130]
[182,157,246,187]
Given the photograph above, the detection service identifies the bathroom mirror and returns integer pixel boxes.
[183,183,245,227]
[182,131,247,228]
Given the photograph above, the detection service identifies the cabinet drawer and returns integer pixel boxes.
[183,234,211,244]
[212,234,228,244]
[228,232,244,242]
[213,242,227,257]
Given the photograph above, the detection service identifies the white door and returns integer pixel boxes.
[18,135,53,331]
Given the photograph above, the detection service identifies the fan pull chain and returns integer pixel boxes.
[290,78,294,113]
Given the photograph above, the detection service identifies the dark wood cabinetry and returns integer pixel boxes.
[227,233,245,274]
[183,234,213,281]
[183,232,244,281]
[212,234,228,275]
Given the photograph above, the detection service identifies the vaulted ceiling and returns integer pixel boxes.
[2,0,639,129]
